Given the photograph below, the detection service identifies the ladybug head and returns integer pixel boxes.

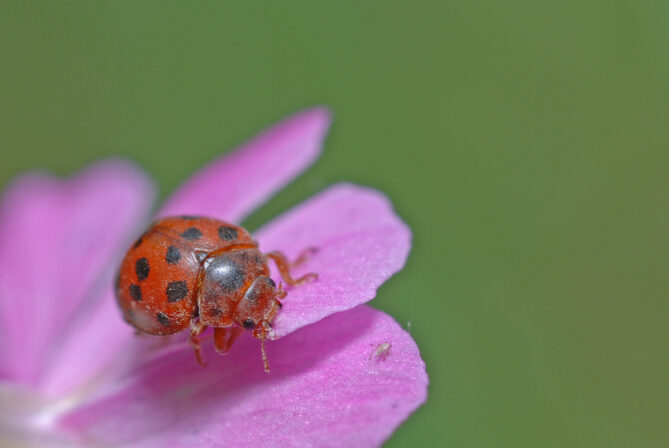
[234,275,284,336]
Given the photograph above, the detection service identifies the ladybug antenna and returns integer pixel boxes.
[260,321,271,373]
[261,331,270,373]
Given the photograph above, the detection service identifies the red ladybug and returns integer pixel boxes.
[115,216,316,371]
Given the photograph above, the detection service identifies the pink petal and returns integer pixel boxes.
[0,160,155,389]
[37,289,169,398]
[255,183,412,339]
[40,109,332,396]
[58,305,428,448]
[158,107,331,223]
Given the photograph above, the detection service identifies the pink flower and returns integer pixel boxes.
[0,108,427,447]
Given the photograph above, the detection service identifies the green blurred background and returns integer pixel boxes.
[1,2,667,447]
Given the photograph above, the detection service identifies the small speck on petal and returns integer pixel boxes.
[57,306,428,448]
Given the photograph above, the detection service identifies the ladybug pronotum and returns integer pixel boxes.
[115,216,316,371]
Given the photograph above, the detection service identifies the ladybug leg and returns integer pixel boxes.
[291,247,318,267]
[213,327,244,355]
[266,251,318,286]
[275,282,287,299]
[188,321,208,366]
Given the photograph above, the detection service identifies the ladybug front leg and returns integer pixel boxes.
[188,321,208,366]
[266,250,318,286]
[213,327,244,355]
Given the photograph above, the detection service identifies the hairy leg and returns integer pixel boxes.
[213,327,244,355]
[189,321,208,366]
[266,250,318,286]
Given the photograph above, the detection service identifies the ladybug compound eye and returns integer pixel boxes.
[242,319,256,330]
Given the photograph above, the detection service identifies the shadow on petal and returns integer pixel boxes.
[58,306,427,448]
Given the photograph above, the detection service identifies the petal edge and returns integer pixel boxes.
[58,305,428,448]
[0,159,155,389]
[255,183,412,339]
[158,107,332,223]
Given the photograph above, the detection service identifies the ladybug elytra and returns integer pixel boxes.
[115,216,316,371]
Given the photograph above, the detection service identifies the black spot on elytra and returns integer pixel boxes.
[217,226,238,241]
[156,312,170,326]
[243,319,256,330]
[165,246,181,265]
[129,284,142,301]
[135,257,150,281]
[166,280,188,303]
[181,227,202,241]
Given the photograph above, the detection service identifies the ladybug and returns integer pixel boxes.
[115,216,316,371]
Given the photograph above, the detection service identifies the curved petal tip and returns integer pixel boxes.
[256,183,412,339]
[159,107,333,223]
